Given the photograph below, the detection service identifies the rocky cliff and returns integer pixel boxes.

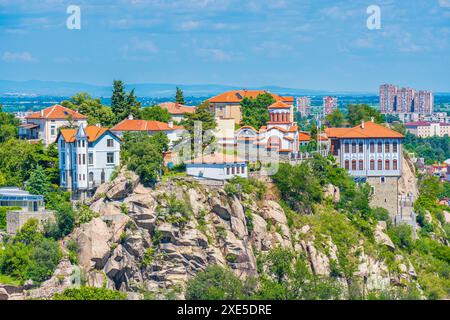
[19,169,421,300]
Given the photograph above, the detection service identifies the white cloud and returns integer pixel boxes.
[177,20,201,31]
[197,48,233,61]
[1,51,36,62]
[439,0,450,8]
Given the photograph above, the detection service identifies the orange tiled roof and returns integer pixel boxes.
[60,126,110,143]
[299,132,311,142]
[111,119,183,132]
[26,104,87,120]
[268,101,291,109]
[282,96,294,103]
[208,90,287,103]
[186,153,246,164]
[325,122,404,139]
[158,102,196,115]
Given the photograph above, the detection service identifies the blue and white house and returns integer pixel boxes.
[57,124,121,193]
[186,153,248,180]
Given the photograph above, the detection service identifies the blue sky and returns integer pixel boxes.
[0,0,449,92]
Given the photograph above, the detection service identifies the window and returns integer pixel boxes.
[393,142,398,153]
[344,160,350,170]
[89,172,94,182]
[377,142,382,153]
[107,152,114,164]
[359,160,364,171]
[352,143,356,153]
[370,159,375,170]
[82,154,86,165]
[50,125,56,136]
[393,159,398,170]
[352,160,357,171]
[101,170,105,184]
[78,154,81,165]
[370,142,374,153]
[88,153,94,165]
[385,142,390,153]
[385,160,390,170]
[344,143,349,153]
[380,177,386,184]
[226,167,230,175]
[378,159,382,170]
[242,165,246,174]
[61,152,65,165]
[82,140,85,148]
[236,166,240,174]
[107,139,114,147]
[359,143,363,153]
[231,166,235,174]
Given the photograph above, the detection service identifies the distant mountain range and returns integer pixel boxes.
[0,80,383,98]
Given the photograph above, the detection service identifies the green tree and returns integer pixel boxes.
[347,104,385,126]
[61,93,115,127]
[181,101,217,152]
[0,104,19,142]
[240,93,275,129]
[26,165,52,197]
[325,109,345,127]
[141,105,172,122]
[121,132,169,186]
[175,87,185,105]
[186,266,247,300]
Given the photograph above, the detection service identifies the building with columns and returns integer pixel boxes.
[325,121,404,217]
[57,125,121,195]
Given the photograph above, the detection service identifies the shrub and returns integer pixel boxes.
[53,287,127,300]
[387,224,414,252]
[373,207,390,221]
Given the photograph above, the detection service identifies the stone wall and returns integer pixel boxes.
[367,176,399,218]
[6,211,55,235]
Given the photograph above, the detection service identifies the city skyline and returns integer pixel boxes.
[1,1,450,92]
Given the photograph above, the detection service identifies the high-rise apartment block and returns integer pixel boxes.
[323,96,338,115]
[379,84,433,115]
[296,97,311,117]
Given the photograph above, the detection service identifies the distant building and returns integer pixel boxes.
[405,122,450,137]
[57,125,121,194]
[296,97,311,117]
[322,96,338,116]
[158,102,196,123]
[186,154,248,180]
[208,90,294,124]
[19,104,88,146]
[0,187,54,235]
[110,115,185,146]
[325,121,404,217]
[393,112,450,123]
[380,84,398,114]
[379,84,433,115]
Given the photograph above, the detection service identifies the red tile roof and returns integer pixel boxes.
[26,104,87,120]
[299,132,311,141]
[268,101,291,109]
[208,90,290,104]
[158,102,196,115]
[325,122,404,139]
[60,126,111,143]
[111,119,183,132]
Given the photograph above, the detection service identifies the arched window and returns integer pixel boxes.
[393,159,398,170]
[231,166,235,175]
[378,159,382,170]
[344,160,350,170]
[352,160,357,171]
[385,142,390,153]
[377,142,382,153]
[226,167,230,175]
[393,142,398,153]
[385,160,390,170]
[359,142,363,153]
[352,143,356,153]
[88,172,94,182]
[359,160,364,170]
[236,166,240,174]
[370,159,375,170]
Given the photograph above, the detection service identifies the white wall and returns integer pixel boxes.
[186,163,248,180]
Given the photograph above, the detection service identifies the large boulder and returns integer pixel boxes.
[75,218,112,271]
[260,201,287,225]
[105,170,140,201]
[374,224,395,251]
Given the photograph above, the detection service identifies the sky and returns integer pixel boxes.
[0,0,449,92]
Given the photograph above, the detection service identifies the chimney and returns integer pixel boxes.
[168,121,173,129]
[361,120,365,129]
[40,109,44,117]
[371,116,375,122]
[128,114,134,120]
[96,123,101,128]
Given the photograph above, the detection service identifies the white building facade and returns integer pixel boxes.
[186,154,248,180]
[58,125,121,192]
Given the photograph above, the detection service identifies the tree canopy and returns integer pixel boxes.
[240,93,275,129]
[111,80,141,124]
[61,93,115,127]
[141,105,172,122]
[175,87,185,105]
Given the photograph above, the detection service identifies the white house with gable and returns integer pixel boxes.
[57,124,121,195]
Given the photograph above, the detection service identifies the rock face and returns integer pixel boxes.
[37,170,417,299]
